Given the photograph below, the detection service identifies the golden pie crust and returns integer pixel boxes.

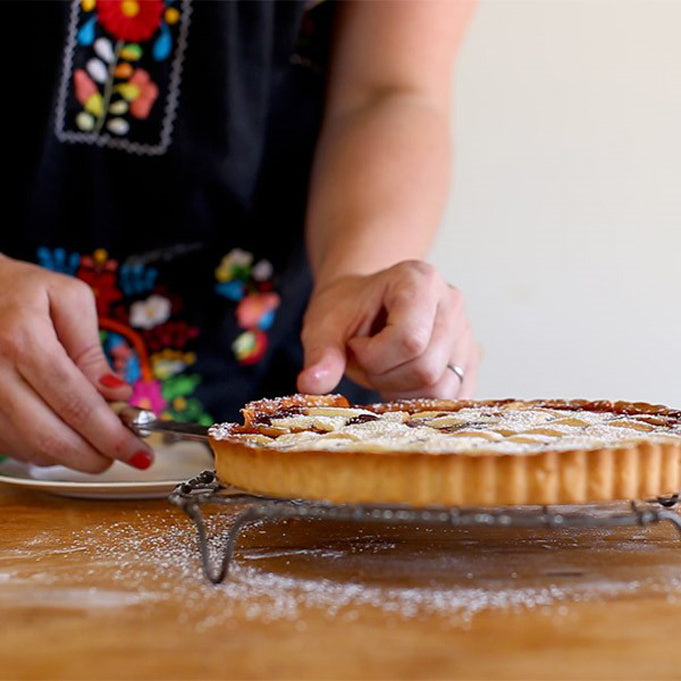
[208,394,681,507]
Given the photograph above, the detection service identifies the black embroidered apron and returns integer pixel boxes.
[4,0,376,423]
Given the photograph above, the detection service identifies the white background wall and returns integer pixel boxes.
[432,0,681,407]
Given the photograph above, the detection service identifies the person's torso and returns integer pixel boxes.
[4,0,349,423]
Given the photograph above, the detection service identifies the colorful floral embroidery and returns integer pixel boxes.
[56,0,191,155]
[215,249,281,365]
[36,247,81,276]
[232,328,268,365]
[97,0,165,42]
[76,248,122,315]
[129,293,172,329]
[38,247,212,425]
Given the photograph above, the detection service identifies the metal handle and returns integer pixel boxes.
[118,405,158,437]
[118,405,209,441]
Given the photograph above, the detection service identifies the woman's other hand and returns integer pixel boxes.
[0,254,153,472]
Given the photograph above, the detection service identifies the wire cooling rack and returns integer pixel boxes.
[168,470,681,584]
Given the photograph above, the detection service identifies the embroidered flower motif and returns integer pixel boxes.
[232,329,268,365]
[165,396,212,426]
[252,259,273,282]
[97,0,164,42]
[215,249,253,282]
[73,69,99,105]
[58,0,188,153]
[37,247,81,275]
[40,244,212,425]
[128,68,159,118]
[236,292,280,330]
[215,279,245,301]
[114,68,159,120]
[118,261,158,296]
[77,249,122,315]
[161,373,201,402]
[130,377,166,415]
[129,293,171,329]
[141,320,199,353]
[215,249,280,365]
[103,333,141,383]
[116,347,141,383]
[150,349,197,380]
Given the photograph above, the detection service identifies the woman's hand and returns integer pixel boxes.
[0,254,153,472]
[297,260,479,400]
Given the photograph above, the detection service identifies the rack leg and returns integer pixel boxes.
[657,510,681,538]
[185,503,271,584]
[183,501,224,583]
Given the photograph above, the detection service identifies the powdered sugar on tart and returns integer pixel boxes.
[210,399,681,456]
[208,395,681,506]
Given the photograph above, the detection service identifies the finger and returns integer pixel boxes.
[377,315,479,401]
[297,347,346,395]
[444,315,480,399]
[376,323,478,399]
[350,284,466,389]
[48,279,132,399]
[16,323,153,470]
[356,299,455,393]
[349,296,437,374]
[297,300,350,394]
[454,337,481,400]
[379,346,470,401]
[380,367,461,402]
[297,340,347,395]
[350,272,453,375]
[0,368,110,473]
[0,423,58,468]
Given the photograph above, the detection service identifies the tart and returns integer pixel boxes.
[208,394,681,507]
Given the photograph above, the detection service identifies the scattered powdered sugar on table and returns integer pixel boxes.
[49,508,681,631]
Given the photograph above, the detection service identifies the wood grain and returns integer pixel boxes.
[2,483,681,680]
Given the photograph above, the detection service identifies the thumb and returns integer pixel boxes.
[297,330,347,395]
[49,281,132,399]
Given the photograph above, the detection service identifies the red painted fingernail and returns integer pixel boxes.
[99,373,128,389]
[129,450,153,470]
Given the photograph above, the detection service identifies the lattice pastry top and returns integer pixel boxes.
[210,395,681,456]
[208,395,681,506]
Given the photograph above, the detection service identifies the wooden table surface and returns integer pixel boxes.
[3,481,681,680]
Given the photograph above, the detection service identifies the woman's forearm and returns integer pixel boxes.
[297,0,479,400]
[306,90,452,289]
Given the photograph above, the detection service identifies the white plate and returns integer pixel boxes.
[0,440,214,500]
